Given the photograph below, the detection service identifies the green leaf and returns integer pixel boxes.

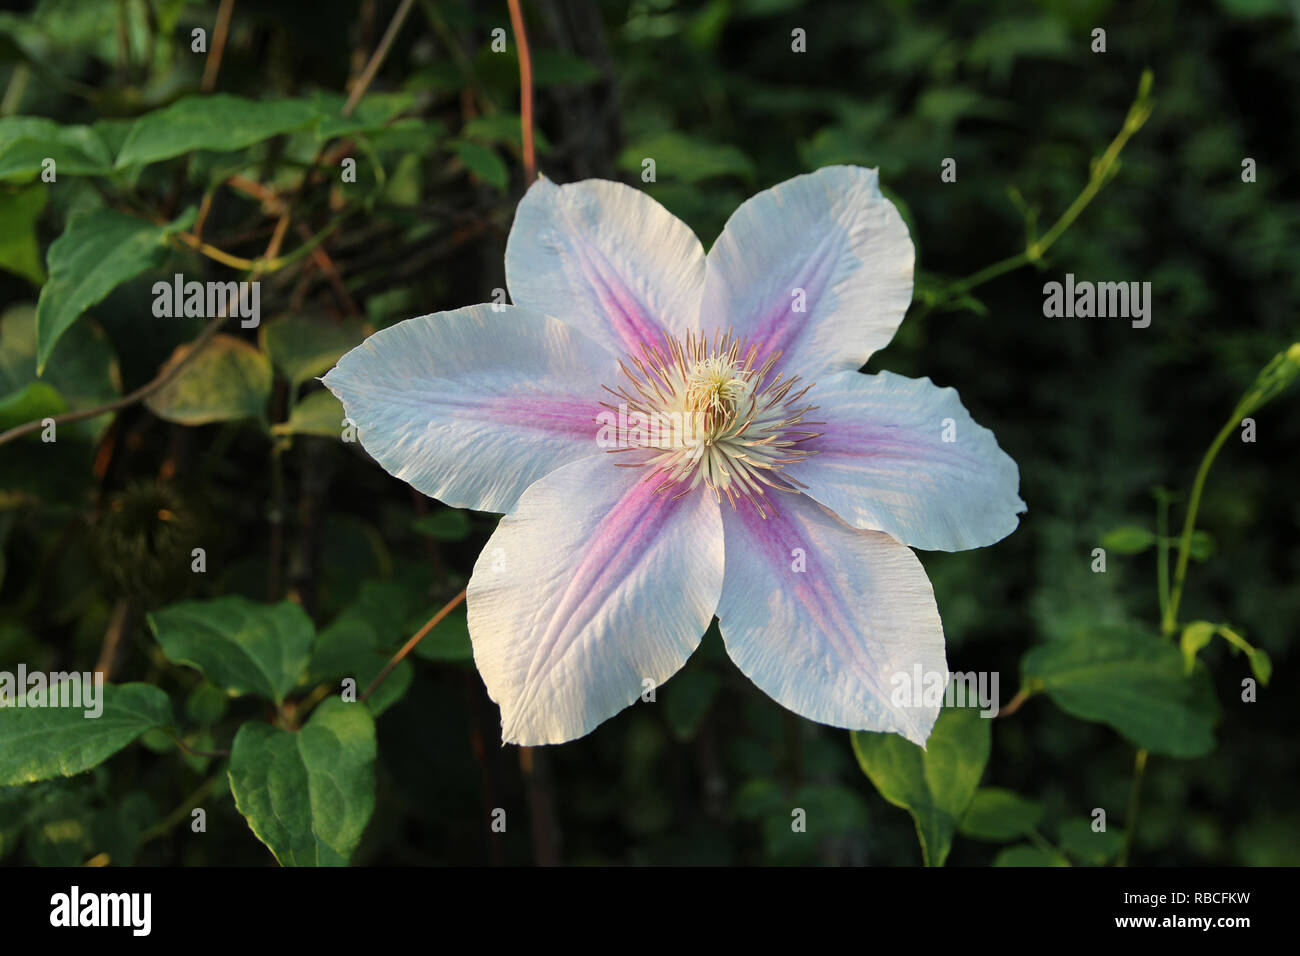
[412,509,471,542]
[0,683,172,785]
[115,94,319,168]
[0,381,65,431]
[1247,647,1272,685]
[959,787,1043,842]
[531,49,602,87]
[34,208,189,373]
[451,140,508,190]
[185,681,229,725]
[148,597,314,705]
[0,184,46,283]
[1180,621,1216,675]
[308,618,411,718]
[1185,623,1272,686]
[364,119,445,155]
[1058,818,1125,865]
[260,313,367,386]
[0,303,121,439]
[144,333,272,426]
[309,91,415,141]
[228,697,376,866]
[461,114,552,153]
[90,791,157,866]
[851,706,991,866]
[272,389,345,439]
[0,118,113,180]
[334,580,417,647]
[1101,526,1156,554]
[994,844,1071,866]
[1188,529,1216,561]
[411,606,473,662]
[662,666,721,741]
[1022,627,1219,758]
[617,132,756,184]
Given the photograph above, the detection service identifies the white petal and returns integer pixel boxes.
[322,304,617,515]
[717,494,946,745]
[467,456,724,745]
[700,165,913,375]
[796,370,1026,552]
[505,176,706,357]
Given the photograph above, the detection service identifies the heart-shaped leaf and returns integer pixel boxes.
[228,697,376,866]
[1022,626,1219,758]
[851,705,991,866]
[148,597,313,705]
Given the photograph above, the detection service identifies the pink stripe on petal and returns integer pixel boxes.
[716,492,945,745]
[727,501,891,702]
[513,474,679,707]
[744,227,841,364]
[560,220,668,354]
[467,456,724,745]
[323,305,620,516]
[482,395,602,440]
[506,178,707,359]
[794,370,1025,552]
[700,166,914,376]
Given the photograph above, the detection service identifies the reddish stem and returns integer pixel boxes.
[507,0,536,184]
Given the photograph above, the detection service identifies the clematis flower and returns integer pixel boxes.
[324,165,1025,747]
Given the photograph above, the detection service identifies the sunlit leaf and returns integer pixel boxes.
[851,706,991,866]
[115,94,319,167]
[1023,627,1219,758]
[0,184,46,283]
[260,313,367,386]
[148,597,313,704]
[144,334,272,426]
[35,208,190,373]
[1101,526,1156,554]
[0,684,172,786]
[229,697,376,866]
[273,389,345,439]
[0,118,113,180]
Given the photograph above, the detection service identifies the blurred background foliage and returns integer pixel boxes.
[0,0,1297,866]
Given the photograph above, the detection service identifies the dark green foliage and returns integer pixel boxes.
[0,0,1295,866]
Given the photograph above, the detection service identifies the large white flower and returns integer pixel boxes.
[324,166,1025,747]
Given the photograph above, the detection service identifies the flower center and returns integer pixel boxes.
[600,330,821,517]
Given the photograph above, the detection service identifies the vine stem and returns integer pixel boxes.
[0,311,227,448]
[1155,492,1171,622]
[507,0,537,184]
[0,210,350,452]
[171,734,232,760]
[924,70,1153,313]
[139,773,222,846]
[997,685,1033,718]
[344,0,415,117]
[1161,412,1240,636]
[1118,748,1148,867]
[361,589,467,702]
[200,0,235,92]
